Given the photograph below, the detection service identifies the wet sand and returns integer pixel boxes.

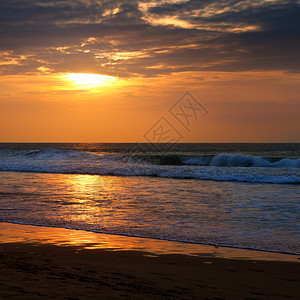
[0,223,299,299]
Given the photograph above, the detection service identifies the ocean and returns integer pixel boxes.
[0,143,299,254]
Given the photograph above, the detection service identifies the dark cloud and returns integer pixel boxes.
[0,0,299,77]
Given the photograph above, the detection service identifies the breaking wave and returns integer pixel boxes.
[182,153,300,168]
[0,149,299,184]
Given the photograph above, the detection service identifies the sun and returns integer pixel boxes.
[63,73,116,88]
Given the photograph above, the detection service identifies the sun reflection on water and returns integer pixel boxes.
[54,174,126,225]
[1,171,298,257]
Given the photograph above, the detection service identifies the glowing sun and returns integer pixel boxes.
[64,73,116,88]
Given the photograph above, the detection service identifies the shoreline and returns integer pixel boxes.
[1,222,299,262]
[1,222,300,299]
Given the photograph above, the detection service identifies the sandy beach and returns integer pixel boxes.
[0,223,299,299]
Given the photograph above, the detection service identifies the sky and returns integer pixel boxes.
[0,0,299,142]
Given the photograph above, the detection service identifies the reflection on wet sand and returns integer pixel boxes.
[0,222,298,262]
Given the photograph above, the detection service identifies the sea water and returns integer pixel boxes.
[0,143,299,254]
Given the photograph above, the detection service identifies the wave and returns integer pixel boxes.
[0,149,100,160]
[183,153,300,168]
[1,149,299,168]
[0,149,299,184]
[131,153,300,168]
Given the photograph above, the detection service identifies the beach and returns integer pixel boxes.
[0,143,299,298]
[0,223,299,299]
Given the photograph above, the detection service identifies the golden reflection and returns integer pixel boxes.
[0,222,297,262]
[65,174,118,196]
[59,175,115,204]
[52,174,129,226]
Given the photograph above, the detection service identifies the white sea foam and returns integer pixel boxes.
[0,149,299,184]
[184,153,300,168]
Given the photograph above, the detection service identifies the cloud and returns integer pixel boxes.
[0,0,299,77]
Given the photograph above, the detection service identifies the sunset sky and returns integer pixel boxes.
[0,0,299,142]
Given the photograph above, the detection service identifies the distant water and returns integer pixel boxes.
[0,143,299,254]
[0,143,299,183]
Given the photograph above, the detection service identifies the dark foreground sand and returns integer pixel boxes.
[0,224,299,299]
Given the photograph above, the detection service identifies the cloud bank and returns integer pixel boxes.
[0,0,299,77]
